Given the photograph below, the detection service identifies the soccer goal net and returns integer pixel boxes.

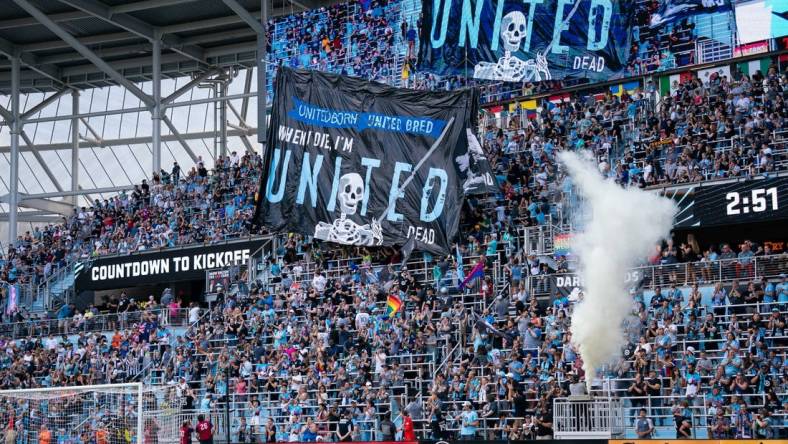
[0,383,183,444]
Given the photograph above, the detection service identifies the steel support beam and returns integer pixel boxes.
[219,79,228,158]
[0,39,258,85]
[0,36,62,84]
[0,127,255,153]
[8,56,20,244]
[21,91,257,126]
[240,67,252,122]
[0,0,200,30]
[35,43,152,65]
[226,122,245,131]
[162,68,221,106]
[220,0,266,34]
[227,99,257,153]
[57,0,205,63]
[288,0,323,11]
[0,186,134,200]
[113,0,200,13]
[227,101,249,128]
[21,89,70,120]
[19,31,141,52]
[9,197,74,216]
[19,132,64,192]
[0,212,64,223]
[152,37,162,174]
[237,132,255,154]
[161,115,200,163]
[0,103,64,191]
[12,0,153,107]
[79,117,103,144]
[182,28,256,46]
[71,90,79,207]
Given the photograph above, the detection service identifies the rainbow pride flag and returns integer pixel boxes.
[458,260,485,290]
[386,294,403,318]
[554,233,573,257]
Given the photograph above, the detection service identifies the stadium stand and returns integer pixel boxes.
[3,59,787,440]
[0,0,786,442]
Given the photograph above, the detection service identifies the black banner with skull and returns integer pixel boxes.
[419,0,635,83]
[253,68,491,254]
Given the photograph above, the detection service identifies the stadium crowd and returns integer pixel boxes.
[0,1,787,438]
[261,0,732,105]
[0,152,260,296]
[624,66,787,185]
[265,0,412,101]
[627,1,697,75]
[480,63,786,194]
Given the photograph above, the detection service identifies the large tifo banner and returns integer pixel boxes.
[74,240,265,291]
[254,68,493,254]
[418,0,635,82]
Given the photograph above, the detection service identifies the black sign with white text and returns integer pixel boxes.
[253,68,494,254]
[74,240,264,291]
[672,177,788,228]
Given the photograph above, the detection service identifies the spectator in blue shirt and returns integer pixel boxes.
[736,242,755,278]
[459,401,478,439]
[57,303,74,334]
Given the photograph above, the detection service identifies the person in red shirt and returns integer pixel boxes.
[401,410,416,442]
[144,418,160,444]
[196,415,213,444]
[180,420,194,444]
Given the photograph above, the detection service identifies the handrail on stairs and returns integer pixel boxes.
[36,260,77,311]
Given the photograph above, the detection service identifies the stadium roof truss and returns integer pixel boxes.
[0,0,336,243]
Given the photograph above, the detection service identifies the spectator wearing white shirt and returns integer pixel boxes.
[188,303,201,324]
[312,272,327,293]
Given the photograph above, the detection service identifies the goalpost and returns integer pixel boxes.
[0,383,181,444]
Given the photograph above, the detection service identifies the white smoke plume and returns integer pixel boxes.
[559,152,676,385]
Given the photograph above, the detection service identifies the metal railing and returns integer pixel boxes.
[0,308,192,340]
[592,391,786,438]
[554,396,625,439]
[520,224,565,256]
[36,260,75,310]
[527,253,788,299]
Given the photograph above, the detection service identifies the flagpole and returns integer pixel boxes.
[375,117,456,225]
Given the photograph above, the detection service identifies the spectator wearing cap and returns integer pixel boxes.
[777,274,788,306]
[459,401,478,440]
[684,363,701,399]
